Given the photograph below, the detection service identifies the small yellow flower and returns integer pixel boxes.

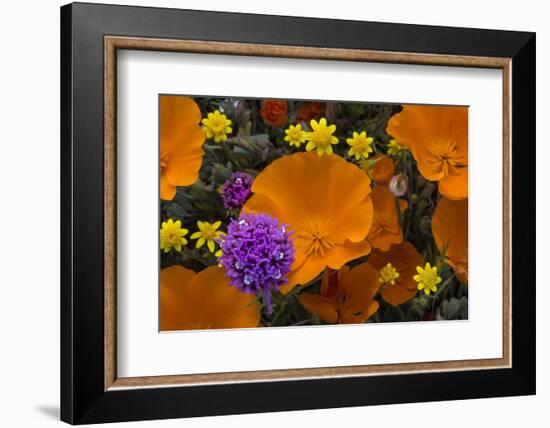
[387,139,407,156]
[190,220,224,253]
[305,117,338,156]
[160,219,188,253]
[346,131,374,160]
[284,124,307,148]
[201,110,232,143]
[413,262,442,295]
[379,262,400,286]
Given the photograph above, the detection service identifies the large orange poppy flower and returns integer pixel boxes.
[432,197,468,283]
[160,265,260,331]
[160,96,206,200]
[387,105,468,200]
[367,185,404,251]
[368,241,424,306]
[243,152,373,293]
[298,264,380,324]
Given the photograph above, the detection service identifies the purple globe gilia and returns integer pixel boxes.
[220,172,254,210]
[217,213,295,313]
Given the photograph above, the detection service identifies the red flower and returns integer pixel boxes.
[296,102,326,124]
[261,99,288,127]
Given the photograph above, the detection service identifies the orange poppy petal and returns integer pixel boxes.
[297,293,338,323]
[164,125,206,187]
[160,265,260,331]
[340,263,380,314]
[243,193,291,227]
[364,300,380,322]
[324,239,372,270]
[160,96,202,144]
[450,108,469,161]
[282,254,326,294]
[160,96,205,195]
[247,152,330,217]
[416,159,445,182]
[329,196,373,244]
[369,230,403,252]
[187,266,261,329]
[380,283,418,306]
[432,197,468,282]
[438,167,468,200]
[368,185,403,251]
[160,170,177,200]
[370,154,395,185]
[160,265,196,331]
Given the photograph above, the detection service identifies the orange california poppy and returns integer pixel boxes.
[431,197,468,283]
[387,105,468,200]
[370,154,395,185]
[368,241,424,306]
[160,265,260,331]
[243,152,373,293]
[159,96,206,200]
[298,264,380,324]
[367,185,404,251]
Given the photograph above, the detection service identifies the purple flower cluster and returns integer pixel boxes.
[217,213,295,313]
[220,172,254,211]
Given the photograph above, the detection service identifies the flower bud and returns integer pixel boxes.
[389,173,408,197]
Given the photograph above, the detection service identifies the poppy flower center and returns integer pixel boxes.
[297,216,335,257]
[426,140,466,177]
[370,213,394,237]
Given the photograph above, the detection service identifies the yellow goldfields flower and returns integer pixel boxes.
[305,117,338,156]
[379,262,400,286]
[413,262,442,295]
[201,110,232,143]
[284,124,307,148]
[387,139,407,156]
[160,219,188,253]
[346,131,374,160]
[190,220,224,253]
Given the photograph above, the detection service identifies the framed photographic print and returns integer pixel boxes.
[60,2,536,424]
